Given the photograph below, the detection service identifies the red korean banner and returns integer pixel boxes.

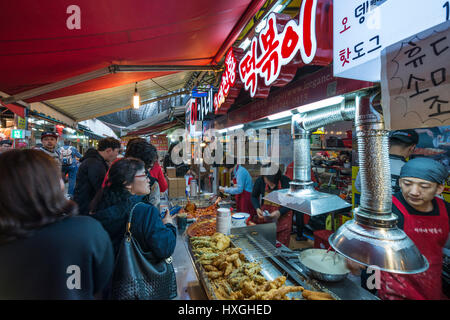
[214,48,245,115]
[216,65,373,129]
[238,0,333,99]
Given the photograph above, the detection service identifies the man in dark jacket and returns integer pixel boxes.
[73,137,121,215]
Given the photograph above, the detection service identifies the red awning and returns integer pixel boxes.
[0,0,265,103]
[1,102,25,118]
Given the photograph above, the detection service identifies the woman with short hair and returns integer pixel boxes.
[124,138,162,211]
[90,158,177,299]
[0,150,114,299]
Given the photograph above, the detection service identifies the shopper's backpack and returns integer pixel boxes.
[59,147,73,166]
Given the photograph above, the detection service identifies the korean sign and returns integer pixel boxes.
[381,20,450,130]
[334,0,450,82]
[214,48,244,115]
[190,86,216,123]
[11,129,25,139]
[150,135,169,152]
[238,0,332,99]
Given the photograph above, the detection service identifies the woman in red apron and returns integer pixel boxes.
[219,164,255,216]
[250,167,293,247]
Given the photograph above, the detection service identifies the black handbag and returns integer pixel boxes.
[110,202,177,300]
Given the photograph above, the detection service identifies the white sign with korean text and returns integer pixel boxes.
[334,0,450,82]
[381,20,450,130]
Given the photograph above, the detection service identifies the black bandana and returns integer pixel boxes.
[400,157,448,184]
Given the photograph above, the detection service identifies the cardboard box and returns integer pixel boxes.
[177,178,186,197]
[166,167,176,178]
[168,177,179,199]
[168,178,186,198]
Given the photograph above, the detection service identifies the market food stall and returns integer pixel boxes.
[168,194,378,300]
[171,219,378,300]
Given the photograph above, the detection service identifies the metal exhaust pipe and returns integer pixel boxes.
[263,99,354,216]
[329,94,428,274]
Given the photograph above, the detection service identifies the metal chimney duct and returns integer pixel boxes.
[329,94,428,274]
[263,99,354,216]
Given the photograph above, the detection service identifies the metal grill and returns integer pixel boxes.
[230,230,281,262]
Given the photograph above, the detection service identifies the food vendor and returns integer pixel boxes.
[218,160,255,216]
[378,157,449,300]
[251,165,293,246]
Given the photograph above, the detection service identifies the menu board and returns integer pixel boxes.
[150,135,169,152]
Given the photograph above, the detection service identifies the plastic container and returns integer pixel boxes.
[216,208,231,235]
[190,180,198,197]
[231,212,250,228]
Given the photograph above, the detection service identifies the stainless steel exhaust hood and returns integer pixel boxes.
[329,94,428,274]
[263,99,354,216]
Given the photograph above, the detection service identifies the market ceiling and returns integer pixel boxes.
[0,0,266,121]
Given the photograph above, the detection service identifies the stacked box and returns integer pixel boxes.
[166,167,176,178]
[177,178,186,197]
[168,177,179,199]
[168,177,186,198]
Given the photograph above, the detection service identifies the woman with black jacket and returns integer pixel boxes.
[91,158,176,257]
[90,158,177,298]
[0,150,114,299]
[251,167,293,247]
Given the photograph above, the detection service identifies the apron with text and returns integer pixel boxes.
[378,196,449,300]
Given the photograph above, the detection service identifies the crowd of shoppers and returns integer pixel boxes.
[0,131,174,300]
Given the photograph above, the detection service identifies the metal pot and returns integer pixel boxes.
[323,159,338,166]
[297,248,349,282]
[313,159,323,166]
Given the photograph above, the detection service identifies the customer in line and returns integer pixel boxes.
[148,146,168,193]
[39,131,61,167]
[90,158,176,298]
[73,137,121,215]
[125,138,161,211]
[0,150,114,299]
[0,139,13,153]
[59,140,82,199]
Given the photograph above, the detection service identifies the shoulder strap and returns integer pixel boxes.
[392,195,409,216]
[126,202,143,235]
[435,197,448,217]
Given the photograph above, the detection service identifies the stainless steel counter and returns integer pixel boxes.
[277,245,378,300]
[171,225,378,300]
[172,231,207,300]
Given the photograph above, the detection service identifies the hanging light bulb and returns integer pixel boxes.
[133,82,140,109]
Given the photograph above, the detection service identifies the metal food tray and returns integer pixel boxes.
[171,198,212,209]
[187,233,339,300]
